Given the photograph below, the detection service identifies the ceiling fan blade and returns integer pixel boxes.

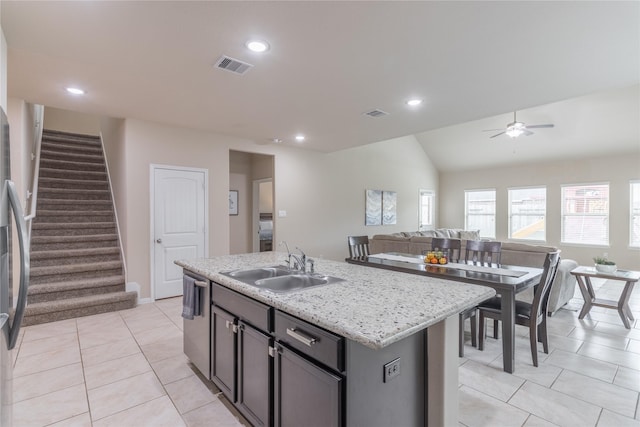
[523,130,534,136]
[489,131,506,138]
[482,128,505,132]
[526,124,554,129]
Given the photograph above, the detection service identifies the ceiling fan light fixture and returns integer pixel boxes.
[506,122,526,138]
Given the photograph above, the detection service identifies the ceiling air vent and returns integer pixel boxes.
[214,55,253,75]
[364,109,389,118]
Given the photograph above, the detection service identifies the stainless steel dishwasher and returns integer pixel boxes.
[182,269,211,379]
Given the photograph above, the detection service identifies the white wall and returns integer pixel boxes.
[439,153,640,269]
[43,107,100,135]
[0,21,6,110]
[100,120,438,299]
[276,134,439,259]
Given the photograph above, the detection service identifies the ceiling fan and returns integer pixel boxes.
[484,112,554,139]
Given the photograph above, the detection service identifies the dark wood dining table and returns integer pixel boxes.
[346,253,544,373]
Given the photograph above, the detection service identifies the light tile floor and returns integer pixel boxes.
[12,297,247,427]
[12,277,640,427]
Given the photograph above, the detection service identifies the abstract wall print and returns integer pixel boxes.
[365,189,382,225]
[382,191,397,225]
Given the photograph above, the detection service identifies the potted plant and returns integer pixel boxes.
[593,256,617,274]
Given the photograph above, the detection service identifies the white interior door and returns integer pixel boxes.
[153,166,206,299]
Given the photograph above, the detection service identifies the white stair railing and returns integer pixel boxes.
[24,104,45,241]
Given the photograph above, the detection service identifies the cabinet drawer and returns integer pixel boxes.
[212,283,272,332]
[275,311,344,372]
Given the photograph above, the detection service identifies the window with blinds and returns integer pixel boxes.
[561,183,609,245]
[631,181,640,247]
[508,187,546,241]
[418,189,434,231]
[465,189,496,238]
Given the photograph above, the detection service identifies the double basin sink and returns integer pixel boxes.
[220,265,344,293]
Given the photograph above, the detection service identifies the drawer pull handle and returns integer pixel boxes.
[286,328,317,347]
[194,280,208,288]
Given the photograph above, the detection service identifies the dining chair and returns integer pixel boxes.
[477,251,561,367]
[430,237,462,263]
[429,238,472,356]
[347,235,370,258]
[465,240,502,267]
[464,240,504,340]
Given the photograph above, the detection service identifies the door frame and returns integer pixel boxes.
[149,164,209,301]
[252,178,274,252]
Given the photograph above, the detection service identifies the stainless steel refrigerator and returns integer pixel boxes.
[0,106,30,426]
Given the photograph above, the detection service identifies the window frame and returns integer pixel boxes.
[507,186,547,242]
[418,189,435,231]
[631,180,640,248]
[560,182,610,246]
[464,188,496,239]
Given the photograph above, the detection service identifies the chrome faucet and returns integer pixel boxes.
[279,241,293,269]
[279,242,313,273]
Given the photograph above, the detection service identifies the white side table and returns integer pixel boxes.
[570,266,639,329]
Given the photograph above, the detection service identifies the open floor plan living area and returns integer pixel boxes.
[1,1,639,427]
[10,278,640,426]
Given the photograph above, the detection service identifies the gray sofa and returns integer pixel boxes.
[369,229,577,316]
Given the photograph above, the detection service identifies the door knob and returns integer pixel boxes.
[156,238,162,243]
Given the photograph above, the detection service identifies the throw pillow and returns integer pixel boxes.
[460,230,480,241]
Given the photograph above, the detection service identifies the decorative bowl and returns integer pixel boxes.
[595,263,617,274]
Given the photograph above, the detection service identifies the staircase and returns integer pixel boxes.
[24,129,137,326]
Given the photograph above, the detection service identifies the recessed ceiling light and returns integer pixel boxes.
[406,99,423,107]
[66,87,85,95]
[295,135,305,142]
[246,40,270,53]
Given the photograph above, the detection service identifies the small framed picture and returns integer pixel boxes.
[229,190,238,215]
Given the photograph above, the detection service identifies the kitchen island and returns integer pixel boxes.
[177,252,495,427]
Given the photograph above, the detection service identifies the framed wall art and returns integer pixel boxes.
[229,190,238,215]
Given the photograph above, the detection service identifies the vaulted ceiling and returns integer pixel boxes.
[2,1,639,170]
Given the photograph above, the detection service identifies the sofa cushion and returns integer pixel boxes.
[401,231,423,237]
[372,234,410,241]
[460,230,480,241]
[434,229,450,238]
[420,230,437,237]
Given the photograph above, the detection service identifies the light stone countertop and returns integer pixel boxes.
[176,252,495,350]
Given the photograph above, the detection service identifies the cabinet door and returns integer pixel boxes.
[211,305,236,401]
[274,344,343,427]
[237,321,273,427]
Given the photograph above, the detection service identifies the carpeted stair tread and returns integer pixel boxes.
[31,233,117,242]
[37,199,113,209]
[29,275,124,292]
[32,221,115,230]
[22,292,137,325]
[38,176,109,190]
[42,130,102,145]
[31,246,120,261]
[40,158,106,172]
[39,167,107,180]
[40,143,103,156]
[40,149,104,163]
[31,261,123,277]
[37,188,111,200]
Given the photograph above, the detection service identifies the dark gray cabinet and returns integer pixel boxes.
[274,343,342,427]
[211,305,236,400]
[238,321,273,427]
[212,283,273,427]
